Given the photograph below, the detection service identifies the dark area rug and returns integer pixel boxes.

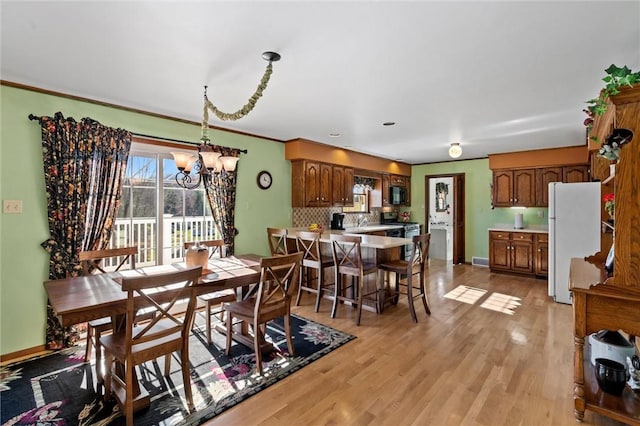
[1,314,355,425]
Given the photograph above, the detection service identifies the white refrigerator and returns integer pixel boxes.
[548,182,601,304]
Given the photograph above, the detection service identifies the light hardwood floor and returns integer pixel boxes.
[204,260,627,426]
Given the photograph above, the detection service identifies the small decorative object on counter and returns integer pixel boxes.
[603,193,615,219]
[186,242,208,270]
[401,211,410,223]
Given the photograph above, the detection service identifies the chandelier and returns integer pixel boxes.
[171,51,281,189]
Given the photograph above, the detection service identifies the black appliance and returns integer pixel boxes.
[390,186,407,205]
[331,213,345,230]
[380,211,421,260]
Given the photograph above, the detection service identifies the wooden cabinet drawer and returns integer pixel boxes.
[512,232,533,242]
[535,233,548,243]
[490,231,510,240]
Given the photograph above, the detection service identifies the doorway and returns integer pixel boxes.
[425,173,465,264]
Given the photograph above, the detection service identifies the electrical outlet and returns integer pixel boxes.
[537,210,544,218]
[3,200,23,214]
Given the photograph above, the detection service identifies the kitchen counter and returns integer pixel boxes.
[285,227,410,249]
[488,224,548,234]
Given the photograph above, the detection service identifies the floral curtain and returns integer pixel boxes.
[34,112,131,349]
[203,146,241,255]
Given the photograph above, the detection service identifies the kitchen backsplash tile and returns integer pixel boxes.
[292,207,381,228]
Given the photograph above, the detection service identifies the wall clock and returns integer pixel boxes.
[257,170,272,189]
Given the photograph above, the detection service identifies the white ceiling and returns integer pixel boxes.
[2,1,639,164]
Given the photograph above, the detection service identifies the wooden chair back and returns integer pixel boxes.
[330,234,364,277]
[255,252,303,320]
[267,227,289,256]
[79,246,138,275]
[295,231,326,269]
[120,266,203,361]
[184,240,226,259]
[407,233,430,276]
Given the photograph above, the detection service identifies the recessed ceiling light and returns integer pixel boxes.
[382,122,396,126]
[329,133,341,138]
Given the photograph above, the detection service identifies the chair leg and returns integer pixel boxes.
[295,266,305,306]
[125,362,134,426]
[314,267,323,312]
[419,272,431,315]
[406,274,418,323]
[181,349,194,411]
[253,320,263,375]
[225,312,233,355]
[85,325,94,362]
[355,277,364,326]
[284,314,295,356]
[331,274,340,318]
[103,351,113,402]
[94,329,104,391]
[205,300,213,345]
[164,354,172,376]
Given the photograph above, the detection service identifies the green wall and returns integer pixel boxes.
[409,159,548,261]
[0,85,291,356]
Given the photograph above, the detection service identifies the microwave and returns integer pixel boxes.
[390,186,407,205]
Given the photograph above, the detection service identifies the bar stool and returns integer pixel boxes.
[330,234,380,325]
[267,227,289,256]
[378,233,431,322]
[295,231,335,312]
[184,240,237,345]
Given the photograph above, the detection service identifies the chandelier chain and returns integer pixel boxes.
[203,62,274,125]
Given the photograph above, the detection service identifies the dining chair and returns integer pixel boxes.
[184,240,236,345]
[330,234,380,326]
[378,233,431,322]
[267,227,290,256]
[78,246,141,391]
[295,231,334,312]
[224,252,303,375]
[100,265,203,426]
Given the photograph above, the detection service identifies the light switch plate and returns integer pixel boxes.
[3,200,23,214]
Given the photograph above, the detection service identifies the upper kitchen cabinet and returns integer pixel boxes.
[492,169,535,207]
[291,160,332,207]
[381,174,391,206]
[535,165,590,206]
[332,165,354,206]
[489,146,591,207]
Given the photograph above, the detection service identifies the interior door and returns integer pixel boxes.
[424,173,465,264]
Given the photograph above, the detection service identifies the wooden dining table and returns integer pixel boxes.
[43,254,263,412]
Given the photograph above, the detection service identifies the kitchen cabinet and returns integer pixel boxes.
[332,166,354,206]
[381,174,390,206]
[405,176,411,205]
[534,233,548,277]
[497,165,590,208]
[489,231,535,275]
[535,165,590,206]
[563,165,589,183]
[291,160,332,207]
[570,84,640,425]
[492,169,535,207]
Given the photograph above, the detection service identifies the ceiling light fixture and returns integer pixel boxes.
[449,142,462,158]
[383,122,396,126]
[171,52,280,189]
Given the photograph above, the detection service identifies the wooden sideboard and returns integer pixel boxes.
[569,84,640,425]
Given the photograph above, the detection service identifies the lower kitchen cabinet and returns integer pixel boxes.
[489,231,540,276]
[534,233,548,277]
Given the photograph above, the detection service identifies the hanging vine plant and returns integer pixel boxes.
[584,65,640,132]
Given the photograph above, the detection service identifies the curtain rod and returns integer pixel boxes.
[28,115,248,154]
[132,132,248,154]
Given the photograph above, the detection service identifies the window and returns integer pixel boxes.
[113,141,220,266]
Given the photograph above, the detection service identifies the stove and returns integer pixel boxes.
[380,212,422,259]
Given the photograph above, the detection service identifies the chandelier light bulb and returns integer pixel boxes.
[449,143,462,158]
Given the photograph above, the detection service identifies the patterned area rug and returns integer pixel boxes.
[0,314,355,425]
